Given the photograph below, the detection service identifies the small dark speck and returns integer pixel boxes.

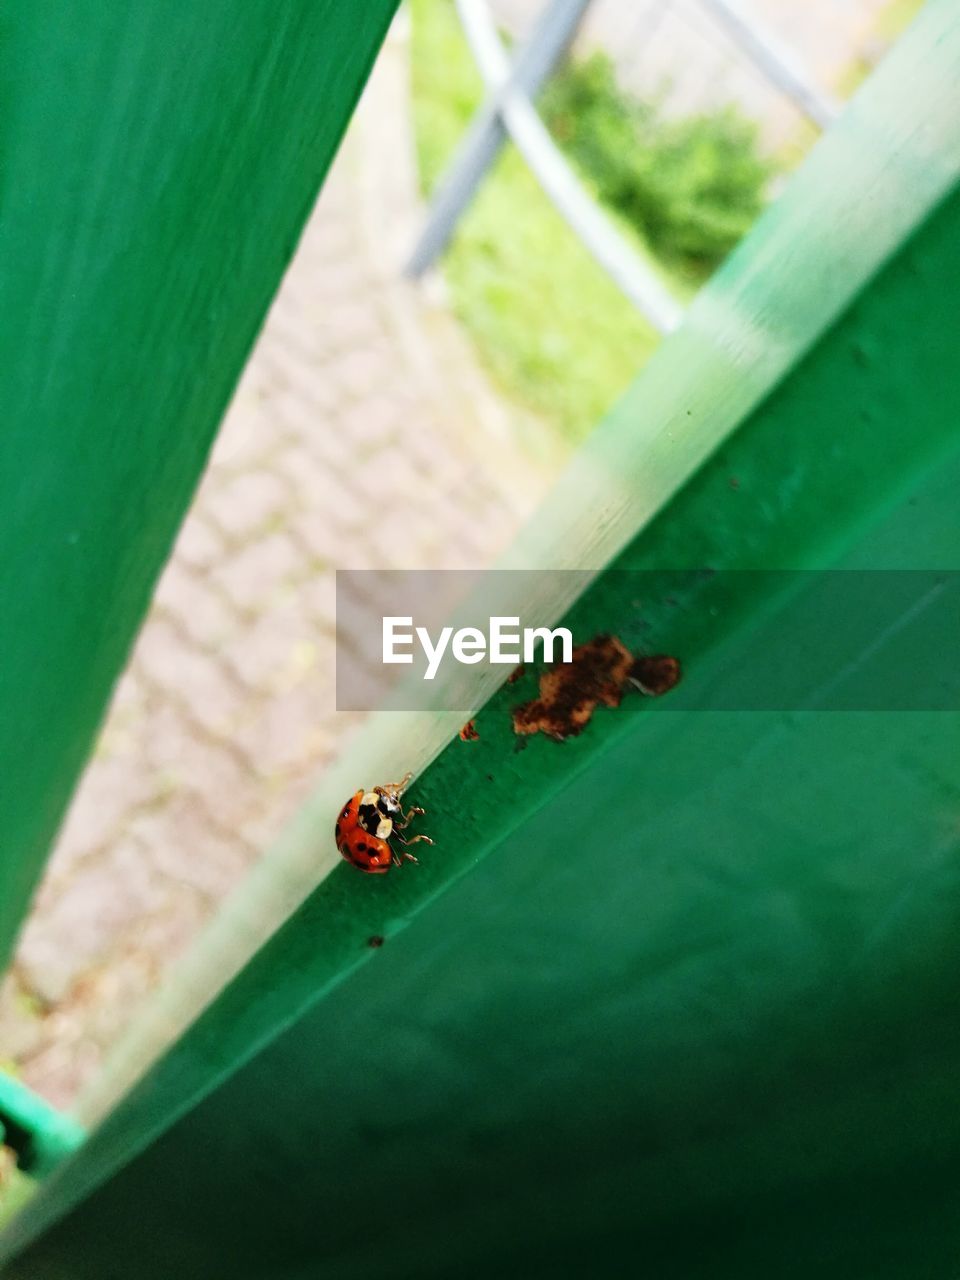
[728,476,740,490]
[513,736,529,754]
[368,935,385,948]
[485,773,494,782]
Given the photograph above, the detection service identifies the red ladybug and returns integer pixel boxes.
[335,772,433,874]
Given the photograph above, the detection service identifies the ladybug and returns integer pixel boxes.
[335,772,433,874]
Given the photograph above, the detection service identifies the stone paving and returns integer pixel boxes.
[0,20,557,1110]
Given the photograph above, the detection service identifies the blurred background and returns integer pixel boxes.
[0,0,921,1111]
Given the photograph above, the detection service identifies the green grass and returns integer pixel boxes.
[0,1162,36,1232]
[409,0,691,447]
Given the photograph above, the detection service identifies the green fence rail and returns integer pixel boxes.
[0,1074,84,1182]
[2,1,960,1277]
[0,0,400,974]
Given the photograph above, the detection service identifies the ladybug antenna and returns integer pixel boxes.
[376,771,414,799]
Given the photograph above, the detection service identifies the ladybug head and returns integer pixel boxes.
[373,788,402,821]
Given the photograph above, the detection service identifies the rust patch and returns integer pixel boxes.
[459,719,479,741]
[629,654,682,697]
[512,634,681,742]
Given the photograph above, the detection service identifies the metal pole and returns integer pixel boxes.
[406,0,591,278]
[698,0,841,130]
[408,0,683,332]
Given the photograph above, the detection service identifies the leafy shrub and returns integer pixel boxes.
[541,53,774,274]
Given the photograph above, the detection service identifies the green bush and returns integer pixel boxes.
[542,53,774,274]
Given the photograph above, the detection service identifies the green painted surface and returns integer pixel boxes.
[0,1074,84,1179]
[4,20,960,1274]
[0,0,399,969]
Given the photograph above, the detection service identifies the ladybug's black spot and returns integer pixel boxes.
[342,809,351,819]
[358,802,382,834]
[356,841,367,852]
[335,822,341,837]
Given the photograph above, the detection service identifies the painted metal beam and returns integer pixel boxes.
[0,0,399,971]
[73,0,960,1136]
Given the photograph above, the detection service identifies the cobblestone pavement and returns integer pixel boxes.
[0,21,558,1110]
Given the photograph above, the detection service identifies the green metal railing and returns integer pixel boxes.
[0,0,402,977]
[0,1075,84,1183]
[2,1,960,1276]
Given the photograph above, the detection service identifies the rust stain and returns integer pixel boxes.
[512,634,681,742]
[629,654,681,697]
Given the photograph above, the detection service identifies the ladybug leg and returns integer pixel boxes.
[395,805,425,830]
[393,828,432,865]
[379,771,414,796]
[395,831,433,849]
